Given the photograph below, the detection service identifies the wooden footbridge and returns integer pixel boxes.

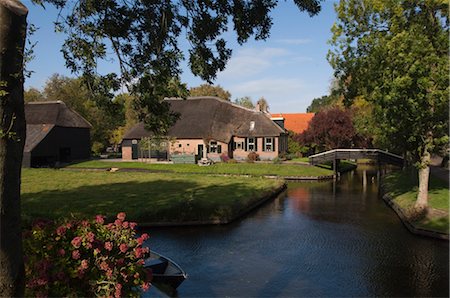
[309,149,404,172]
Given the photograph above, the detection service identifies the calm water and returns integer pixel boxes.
[145,166,449,297]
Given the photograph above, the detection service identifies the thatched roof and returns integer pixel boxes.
[24,101,91,153]
[25,101,92,128]
[123,97,284,143]
[24,124,55,153]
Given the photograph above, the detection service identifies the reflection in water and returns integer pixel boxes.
[144,166,449,297]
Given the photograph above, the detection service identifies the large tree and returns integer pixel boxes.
[297,107,366,153]
[234,96,254,109]
[0,0,27,295]
[0,0,323,295]
[32,0,321,135]
[328,0,449,209]
[189,83,232,101]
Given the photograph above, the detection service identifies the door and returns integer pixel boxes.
[131,140,138,159]
[197,144,204,159]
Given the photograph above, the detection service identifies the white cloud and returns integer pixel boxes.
[275,38,312,45]
[217,47,290,79]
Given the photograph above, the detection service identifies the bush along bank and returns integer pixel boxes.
[380,170,449,240]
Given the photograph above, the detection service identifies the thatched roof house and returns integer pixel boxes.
[122,97,287,161]
[23,101,91,167]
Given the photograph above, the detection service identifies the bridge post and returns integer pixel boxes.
[333,159,340,176]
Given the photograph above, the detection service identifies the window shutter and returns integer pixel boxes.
[218,145,222,154]
[273,137,276,152]
[245,138,248,151]
[207,145,210,153]
[263,138,266,152]
[255,138,258,152]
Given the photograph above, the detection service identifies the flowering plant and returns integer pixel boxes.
[24,212,151,297]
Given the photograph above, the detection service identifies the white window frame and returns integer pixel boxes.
[210,141,218,153]
[265,137,273,152]
[247,137,255,152]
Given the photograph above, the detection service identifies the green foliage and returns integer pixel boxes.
[306,94,338,112]
[190,84,231,101]
[24,87,45,102]
[35,74,126,152]
[234,96,254,109]
[35,0,322,134]
[329,0,449,166]
[91,142,105,155]
[24,213,151,297]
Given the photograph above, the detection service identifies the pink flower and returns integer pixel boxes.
[72,250,80,260]
[130,222,137,229]
[117,212,126,221]
[71,236,82,248]
[119,243,128,253]
[81,220,90,227]
[114,283,122,298]
[56,225,66,236]
[80,259,89,269]
[114,219,122,226]
[57,249,65,256]
[137,233,149,245]
[104,242,113,251]
[122,221,129,228]
[141,282,150,291]
[106,269,113,278]
[134,247,143,258]
[100,261,109,271]
[86,232,95,243]
[95,215,105,224]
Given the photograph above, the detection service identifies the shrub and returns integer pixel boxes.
[227,158,238,163]
[220,153,230,163]
[246,152,259,163]
[91,141,105,156]
[272,157,282,164]
[23,213,151,297]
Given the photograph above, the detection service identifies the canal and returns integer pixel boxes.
[145,166,449,297]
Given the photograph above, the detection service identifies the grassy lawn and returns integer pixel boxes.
[21,168,284,225]
[383,170,449,233]
[68,160,334,177]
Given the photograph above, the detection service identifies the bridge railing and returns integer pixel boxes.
[308,149,403,166]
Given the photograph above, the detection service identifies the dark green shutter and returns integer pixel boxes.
[254,138,258,152]
[263,138,266,152]
[245,138,248,152]
[273,137,276,152]
[218,145,222,154]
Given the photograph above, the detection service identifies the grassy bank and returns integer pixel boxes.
[21,169,284,225]
[383,170,449,234]
[68,160,333,177]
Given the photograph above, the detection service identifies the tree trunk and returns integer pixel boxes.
[415,151,431,210]
[0,0,28,296]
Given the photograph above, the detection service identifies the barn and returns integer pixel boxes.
[23,101,92,167]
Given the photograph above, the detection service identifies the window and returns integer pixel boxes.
[264,137,274,152]
[247,137,255,151]
[210,141,218,153]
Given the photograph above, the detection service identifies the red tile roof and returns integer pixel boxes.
[271,113,315,134]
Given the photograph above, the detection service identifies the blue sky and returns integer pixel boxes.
[24,0,338,113]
